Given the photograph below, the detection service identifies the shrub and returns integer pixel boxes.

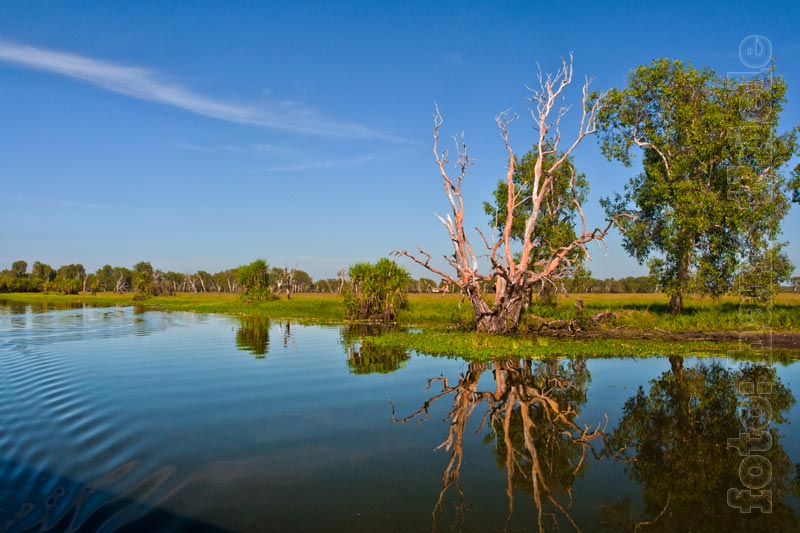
[237,259,272,302]
[342,259,410,321]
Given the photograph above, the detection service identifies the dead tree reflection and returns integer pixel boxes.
[393,358,605,532]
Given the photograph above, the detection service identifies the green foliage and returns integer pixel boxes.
[731,244,794,302]
[133,261,154,295]
[598,59,799,311]
[11,260,28,278]
[561,272,657,294]
[56,263,85,281]
[484,148,592,309]
[342,259,410,321]
[237,259,272,302]
[292,269,313,292]
[50,278,82,295]
[407,277,438,293]
[30,261,54,284]
[0,275,38,293]
[484,148,588,277]
[366,330,745,360]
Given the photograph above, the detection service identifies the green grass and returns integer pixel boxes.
[364,330,798,361]
[520,292,800,333]
[0,292,346,322]
[2,291,798,360]
[2,291,799,331]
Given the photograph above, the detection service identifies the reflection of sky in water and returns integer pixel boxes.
[0,303,797,531]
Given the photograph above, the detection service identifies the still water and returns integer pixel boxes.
[1,302,798,532]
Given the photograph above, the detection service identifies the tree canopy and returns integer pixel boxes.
[598,59,799,313]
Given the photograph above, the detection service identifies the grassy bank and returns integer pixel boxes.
[2,291,799,331]
[2,291,799,359]
[362,331,800,361]
[0,292,345,322]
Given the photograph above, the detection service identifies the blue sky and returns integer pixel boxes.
[1,1,799,280]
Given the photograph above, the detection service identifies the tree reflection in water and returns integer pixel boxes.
[393,357,604,532]
[235,316,271,357]
[341,325,410,375]
[601,358,800,532]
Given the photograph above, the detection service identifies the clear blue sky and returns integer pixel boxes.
[1,0,799,280]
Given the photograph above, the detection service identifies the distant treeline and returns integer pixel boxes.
[2,260,797,296]
[0,260,319,296]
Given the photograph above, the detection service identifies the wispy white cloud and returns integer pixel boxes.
[252,153,377,173]
[172,141,291,155]
[0,39,400,140]
[445,52,468,66]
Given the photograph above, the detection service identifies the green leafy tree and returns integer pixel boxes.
[194,270,214,292]
[94,265,115,292]
[292,269,313,293]
[11,260,28,278]
[30,261,54,283]
[52,263,85,294]
[56,263,85,281]
[484,148,589,306]
[342,258,410,321]
[598,59,799,313]
[133,261,154,295]
[733,246,794,301]
[164,271,186,293]
[237,259,271,302]
[0,261,37,292]
[211,269,236,293]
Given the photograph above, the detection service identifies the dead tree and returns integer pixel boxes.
[337,268,346,294]
[395,56,629,333]
[284,265,297,300]
[114,271,126,293]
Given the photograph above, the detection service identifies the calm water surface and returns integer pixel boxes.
[1,302,798,532]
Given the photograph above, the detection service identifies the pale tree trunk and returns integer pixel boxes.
[114,272,125,293]
[284,267,296,300]
[395,56,628,334]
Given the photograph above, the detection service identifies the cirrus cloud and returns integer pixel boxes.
[0,39,400,140]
